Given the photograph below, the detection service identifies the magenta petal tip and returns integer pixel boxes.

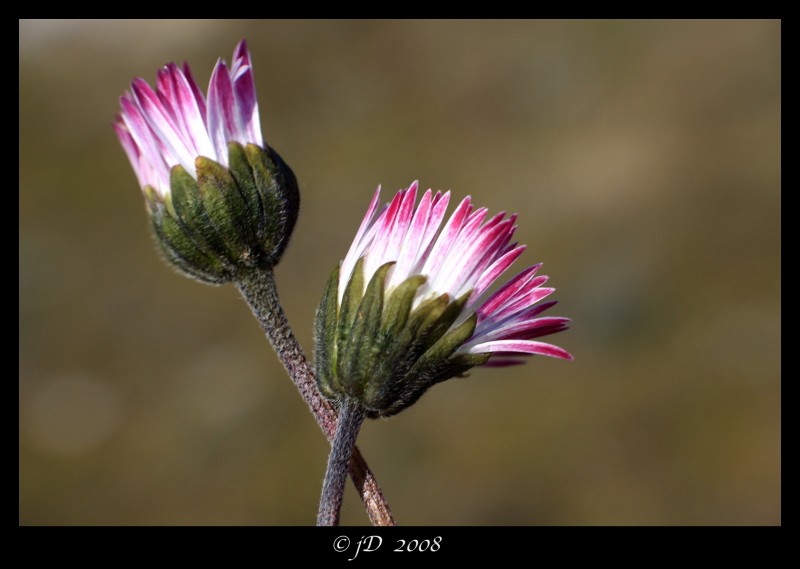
[115,39,264,197]
[336,181,571,368]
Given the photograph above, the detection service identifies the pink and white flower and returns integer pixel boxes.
[339,181,572,365]
[115,40,299,282]
[114,39,263,198]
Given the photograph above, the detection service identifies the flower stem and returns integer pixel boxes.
[235,268,395,526]
[317,398,364,526]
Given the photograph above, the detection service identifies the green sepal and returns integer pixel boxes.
[377,353,489,418]
[338,263,392,400]
[244,144,299,265]
[381,275,427,337]
[402,312,480,398]
[168,164,233,273]
[144,143,300,285]
[358,277,427,411]
[195,156,255,266]
[336,257,366,369]
[312,265,489,419]
[432,353,490,383]
[152,207,229,284]
[375,313,482,418]
[376,293,449,379]
[169,164,201,219]
[142,185,162,216]
[360,293,448,415]
[420,291,471,349]
[226,142,266,244]
[152,168,231,283]
[397,293,451,361]
[245,144,282,252]
[419,310,478,367]
[314,264,341,401]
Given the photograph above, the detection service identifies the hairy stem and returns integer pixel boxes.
[317,398,364,526]
[235,268,395,526]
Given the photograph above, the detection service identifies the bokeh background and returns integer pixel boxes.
[19,19,780,525]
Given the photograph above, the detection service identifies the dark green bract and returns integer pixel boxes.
[146,142,299,284]
[314,259,489,418]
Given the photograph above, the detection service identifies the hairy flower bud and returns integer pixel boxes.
[114,40,298,283]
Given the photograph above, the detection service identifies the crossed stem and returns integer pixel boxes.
[236,268,394,526]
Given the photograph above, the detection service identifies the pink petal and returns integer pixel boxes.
[461,219,518,292]
[436,217,516,297]
[473,300,560,337]
[130,77,198,174]
[182,62,207,123]
[471,316,571,344]
[113,119,148,188]
[364,189,406,279]
[420,196,472,280]
[477,263,542,319]
[472,245,526,300]
[391,187,433,288]
[116,40,268,196]
[119,95,171,192]
[340,185,383,301]
[166,63,216,159]
[383,183,418,268]
[156,67,177,120]
[231,39,263,146]
[155,66,190,155]
[412,190,451,271]
[466,340,573,360]
[489,285,555,322]
[207,58,238,161]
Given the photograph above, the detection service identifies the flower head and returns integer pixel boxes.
[315,181,572,418]
[114,40,262,198]
[114,40,299,283]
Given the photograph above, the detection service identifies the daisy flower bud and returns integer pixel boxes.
[315,181,572,418]
[114,40,299,283]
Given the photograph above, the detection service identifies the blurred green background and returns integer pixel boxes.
[19,19,780,525]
